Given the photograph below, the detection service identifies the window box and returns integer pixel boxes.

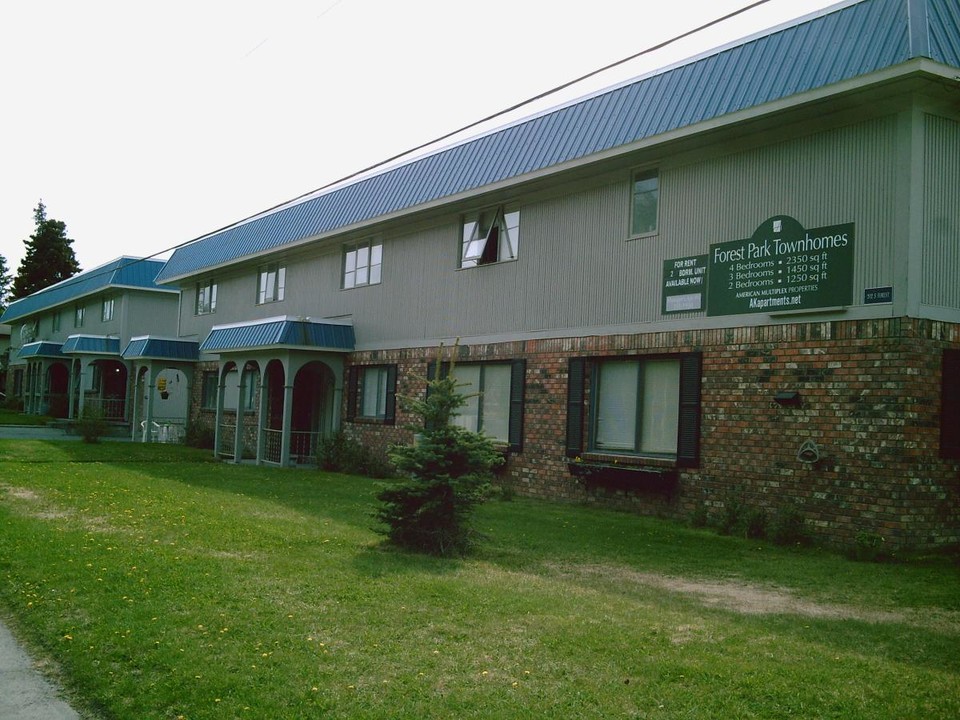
[567,459,677,496]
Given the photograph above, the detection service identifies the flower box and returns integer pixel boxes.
[567,461,678,496]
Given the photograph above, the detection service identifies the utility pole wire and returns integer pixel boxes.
[9,0,773,298]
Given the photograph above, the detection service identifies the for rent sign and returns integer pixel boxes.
[706,216,854,316]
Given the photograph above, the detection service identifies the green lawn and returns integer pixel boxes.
[0,408,53,425]
[0,440,957,719]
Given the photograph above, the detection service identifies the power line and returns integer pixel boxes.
[7,0,775,310]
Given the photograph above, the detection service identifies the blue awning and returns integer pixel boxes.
[200,318,355,354]
[17,342,65,359]
[61,335,121,355]
[122,337,200,361]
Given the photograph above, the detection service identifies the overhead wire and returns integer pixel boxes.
[7,0,774,306]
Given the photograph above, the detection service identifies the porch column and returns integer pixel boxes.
[232,368,247,463]
[213,370,226,459]
[67,360,77,419]
[280,382,294,467]
[142,366,156,442]
[77,359,91,418]
[255,374,268,465]
[130,364,140,441]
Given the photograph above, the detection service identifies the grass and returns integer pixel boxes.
[0,440,957,719]
[0,408,54,425]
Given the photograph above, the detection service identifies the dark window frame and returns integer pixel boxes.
[567,353,701,467]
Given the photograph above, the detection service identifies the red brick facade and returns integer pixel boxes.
[344,318,960,550]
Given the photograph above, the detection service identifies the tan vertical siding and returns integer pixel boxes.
[922,114,960,309]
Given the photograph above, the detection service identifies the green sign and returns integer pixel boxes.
[662,254,708,313]
[706,216,854,316]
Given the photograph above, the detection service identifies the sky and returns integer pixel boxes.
[0,0,843,278]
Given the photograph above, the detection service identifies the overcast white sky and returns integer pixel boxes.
[1,0,842,276]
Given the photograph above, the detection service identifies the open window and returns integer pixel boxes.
[461,207,520,268]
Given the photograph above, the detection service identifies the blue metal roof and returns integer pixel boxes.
[1,257,172,324]
[200,318,355,354]
[122,337,201,362]
[61,335,121,355]
[17,341,65,359]
[157,0,958,283]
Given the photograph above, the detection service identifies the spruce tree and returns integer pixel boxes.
[11,201,81,299]
[377,346,504,556]
[0,253,11,313]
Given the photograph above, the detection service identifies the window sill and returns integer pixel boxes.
[568,458,677,496]
[351,416,391,425]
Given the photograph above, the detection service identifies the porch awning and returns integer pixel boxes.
[17,341,64,359]
[200,317,355,354]
[62,335,121,355]
[122,336,200,362]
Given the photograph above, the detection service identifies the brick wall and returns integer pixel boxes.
[343,319,960,550]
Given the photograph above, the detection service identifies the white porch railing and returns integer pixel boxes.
[140,420,186,443]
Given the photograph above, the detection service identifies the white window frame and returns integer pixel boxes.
[343,240,383,289]
[257,263,286,305]
[196,279,218,315]
[460,207,520,268]
[51,311,61,332]
[630,169,659,237]
[74,304,85,328]
[101,297,115,323]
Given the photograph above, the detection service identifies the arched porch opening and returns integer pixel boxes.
[46,362,70,418]
[290,361,336,464]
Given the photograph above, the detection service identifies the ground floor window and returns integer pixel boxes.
[428,359,525,451]
[941,349,960,459]
[201,371,218,410]
[593,358,680,455]
[346,365,397,424]
[567,353,701,466]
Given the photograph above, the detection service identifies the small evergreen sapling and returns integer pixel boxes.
[377,347,504,556]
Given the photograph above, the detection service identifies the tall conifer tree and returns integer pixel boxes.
[11,201,81,299]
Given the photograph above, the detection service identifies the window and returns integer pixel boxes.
[102,297,115,322]
[201,371,218,410]
[567,354,701,466]
[429,359,526,451]
[196,279,218,315]
[631,169,659,236]
[461,207,520,268]
[346,365,397,424]
[343,241,382,289]
[941,350,960,459]
[51,312,61,332]
[257,263,285,304]
[221,368,258,411]
[594,359,679,455]
[74,304,85,328]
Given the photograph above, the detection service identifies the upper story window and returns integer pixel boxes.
[342,240,382,289]
[101,297,115,322]
[196,279,218,315]
[51,311,61,332]
[74,304,85,328]
[631,169,659,237]
[257,263,285,304]
[460,207,520,268]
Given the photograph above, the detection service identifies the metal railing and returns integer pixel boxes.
[259,428,320,466]
[217,421,237,459]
